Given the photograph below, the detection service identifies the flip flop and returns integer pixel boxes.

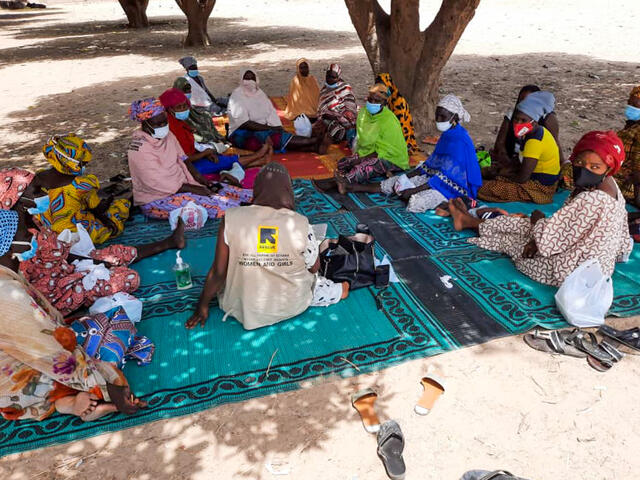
[523,328,587,358]
[586,338,624,372]
[351,388,380,434]
[376,420,406,480]
[598,325,640,353]
[564,330,615,363]
[414,374,445,415]
[421,135,440,145]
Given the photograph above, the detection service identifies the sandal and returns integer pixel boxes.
[522,328,587,358]
[414,374,445,416]
[564,330,614,363]
[376,420,406,480]
[586,338,624,372]
[598,325,640,353]
[351,388,381,434]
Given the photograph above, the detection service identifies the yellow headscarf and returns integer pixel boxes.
[284,58,320,120]
[42,135,92,176]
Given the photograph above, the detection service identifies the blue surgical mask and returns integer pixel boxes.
[185,93,192,100]
[26,194,51,215]
[12,236,38,262]
[174,109,190,121]
[188,70,199,78]
[625,104,640,121]
[151,124,170,139]
[365,101,382,115]
[325,81,337,89]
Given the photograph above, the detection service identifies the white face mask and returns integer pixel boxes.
[436,121,452,132]
[151,124,170,139]
[242,79,258,93]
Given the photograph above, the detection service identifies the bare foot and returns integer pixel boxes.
[220,172,242,187]
[341,282,350,300]
[81,402,118,422]
[452,197,468,213]
[170,217,186,249]
[311,178,337,192]
[335,174,348,195]
[435,207,451,217]
[55,392,99,417]
[317,132,331,155]
[256,141,270,156]
[448,199,466,231]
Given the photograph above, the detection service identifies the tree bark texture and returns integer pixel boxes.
[175,0,216,47]
[345,0,480,134]
[118,0,149,28]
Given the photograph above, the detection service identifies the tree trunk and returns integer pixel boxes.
[345,0,480,135]
[118,0,149,28]
[175,0,216,47]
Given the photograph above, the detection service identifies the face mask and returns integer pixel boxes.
[513,121,534,138]
[174,109,190,121]
[185,93,192,100]
[12,236,38,262]
[573,165,607,189]
[151,124,170,139]
[325,81,337,89]
[242,79,258,92]
[365,101,382,115]
[26,194,51,215]
[625,105,640,121]
[188,69,199,78]
[436,121,452,132]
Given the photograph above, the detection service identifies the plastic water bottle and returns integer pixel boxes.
[173,250,192,290]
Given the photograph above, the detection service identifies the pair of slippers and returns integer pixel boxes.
[523,327,631,372]
[350,375,446,479]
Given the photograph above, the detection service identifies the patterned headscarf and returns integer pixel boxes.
[570,130,625,176]
[128,98,165,122]
[630,86,640,100]
[437,94,471,123]
[179,56,197,70]
[1,168,34,209]
[0,210,19,257]
[173,77,190,93]
[327,63,342,78]
[43,135,92,176]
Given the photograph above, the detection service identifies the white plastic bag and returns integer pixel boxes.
[89,292,143,323]
[555,259,613,327]
[393,174,414,194]
[294,114,312,138]
[169,201,208,231]
[57,224,96,257]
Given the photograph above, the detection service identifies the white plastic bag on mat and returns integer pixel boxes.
[294,114,312,138]
[169,201,208,231]
[555,259,613,327]
[89,292,143,323]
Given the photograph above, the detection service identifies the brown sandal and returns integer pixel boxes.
[351,388,380,433]
[415,374,446,416]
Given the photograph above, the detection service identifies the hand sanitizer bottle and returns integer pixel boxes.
[173,250,192,290]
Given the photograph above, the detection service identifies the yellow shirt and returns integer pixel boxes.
[519,126,560,185]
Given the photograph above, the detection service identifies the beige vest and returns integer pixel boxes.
[219,205,314,330]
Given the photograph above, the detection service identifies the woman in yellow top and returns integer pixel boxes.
[34,135,130,244]
[283,58,320,121]
[478,91,560,204]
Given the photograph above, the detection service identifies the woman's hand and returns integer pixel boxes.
[185,306,209,329]
[530,209,545,225]
[522,239,538,258]
[106,383,147,415]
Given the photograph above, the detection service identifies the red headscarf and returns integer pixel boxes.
[159,88,196,156]
[570,130,625,176]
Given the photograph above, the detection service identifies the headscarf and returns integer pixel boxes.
[356,107,409,170]
[179,56,197,70]
[283,58,320,120]
[0,210,19,256]
[630,86,640,100]
[42,135,92,175]
[228,71,281,135]
[374,73,418,154]
[128,98,165,122]
[437,94,471,123]
[172,77,226,144]
[570,130,625,176]
[252,162,294,211]
[159,88,190,109]
[515,91,555,122]
[368,83,390,99]
[327,63,342,78]
[240,69,261,97]
[1,168,34,209]
[173,77,190,92]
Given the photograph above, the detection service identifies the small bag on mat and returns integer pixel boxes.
[554,258,613,328]
[293,114,312,138]
[169,201,208,231]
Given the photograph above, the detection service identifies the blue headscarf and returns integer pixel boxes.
[419,124,482,199]
[516,91,555,122]
[0,210,19,256]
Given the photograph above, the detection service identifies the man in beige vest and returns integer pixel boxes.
[186,162,348,330]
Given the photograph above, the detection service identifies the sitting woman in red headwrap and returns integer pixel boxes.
[449,130,632,287]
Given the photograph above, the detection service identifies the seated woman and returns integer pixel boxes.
[283,58,320,121]
[563,85,640,208]
[318,63,358,144]
[228,70,328,153]
[185,162,349,331]
[32,135,130,245]
[336,94,481,212]
[491,85,564,169]
[375,73,419,154]
[0,265,145,422]
[159,87,271,183]
[172,77,229,148]
[477,91,560,204]
[179,56,227,116]
[450,131,631,287]
[127,98,253,220]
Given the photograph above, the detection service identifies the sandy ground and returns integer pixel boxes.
[1,1,640,479]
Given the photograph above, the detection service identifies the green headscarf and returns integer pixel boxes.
[355,107,409,170]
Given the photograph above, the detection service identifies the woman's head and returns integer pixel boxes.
[252,162,294,211]
[435,94,470,131]
[570,130,625,189]
[325,64,341,86]
[367,83,389,107]
[516,84,541,103]
[513,90,555,138]
[297,59,310,77]
[625,86,640,122]
[173,77,193,99]
[42,135,92,176]
[159,88,190,121]
[179,56,199,77]
[243,70,257,82]
[129,98,169,139]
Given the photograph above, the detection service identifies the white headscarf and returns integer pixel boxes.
[228,69,281,135]
[240,69,260,97]
[437,94,471,123]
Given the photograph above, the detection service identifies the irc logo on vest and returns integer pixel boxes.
[257,226,279,253]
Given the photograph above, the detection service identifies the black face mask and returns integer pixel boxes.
[573,165,606,189]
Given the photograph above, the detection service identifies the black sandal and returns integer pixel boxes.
[376,420,406,480]
[563,330,613,363]
[598,325,640,353]
[523,328,587,358]
[586,338,624,372]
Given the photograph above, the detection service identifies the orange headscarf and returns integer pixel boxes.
[283,58,320,120]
